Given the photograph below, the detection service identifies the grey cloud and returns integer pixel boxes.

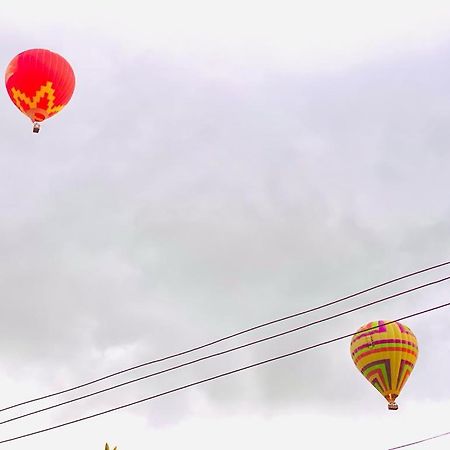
[0,34,448,427]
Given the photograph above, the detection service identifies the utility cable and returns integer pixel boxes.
[389,430,450,448]
[1,275,449,426]
[1,300,449,445]
[1,260,448,413]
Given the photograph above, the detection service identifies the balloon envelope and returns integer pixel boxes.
[5,48,75,125]
[350,320,418,410]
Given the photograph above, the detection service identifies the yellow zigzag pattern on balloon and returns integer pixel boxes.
[11,81,64,114]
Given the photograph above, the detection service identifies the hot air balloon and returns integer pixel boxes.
[5,48,75,133]
[350,320,418,410]
[105,443,117,450]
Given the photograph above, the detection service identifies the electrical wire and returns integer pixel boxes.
[1,260,448,413]
[389,430,450,449]
[1,300,449,445]
[2,274,449,426]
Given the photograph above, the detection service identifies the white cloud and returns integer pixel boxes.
[0,2,450,449]
[3,393,450,450]
[4,1,450,72]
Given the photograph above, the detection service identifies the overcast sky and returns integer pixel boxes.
[1,1,450,449]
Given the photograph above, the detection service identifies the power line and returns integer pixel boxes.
[1,300,449,445]
[1,260,448,413]
[389,430,450,449]
[2,275,449,426]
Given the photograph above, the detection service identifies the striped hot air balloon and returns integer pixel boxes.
[5,48,75,133]
[350,320,418,410]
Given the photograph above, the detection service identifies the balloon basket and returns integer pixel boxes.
[32,122,40,133]
[388,402,398,411]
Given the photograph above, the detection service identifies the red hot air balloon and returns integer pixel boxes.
[5,49,75,133]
